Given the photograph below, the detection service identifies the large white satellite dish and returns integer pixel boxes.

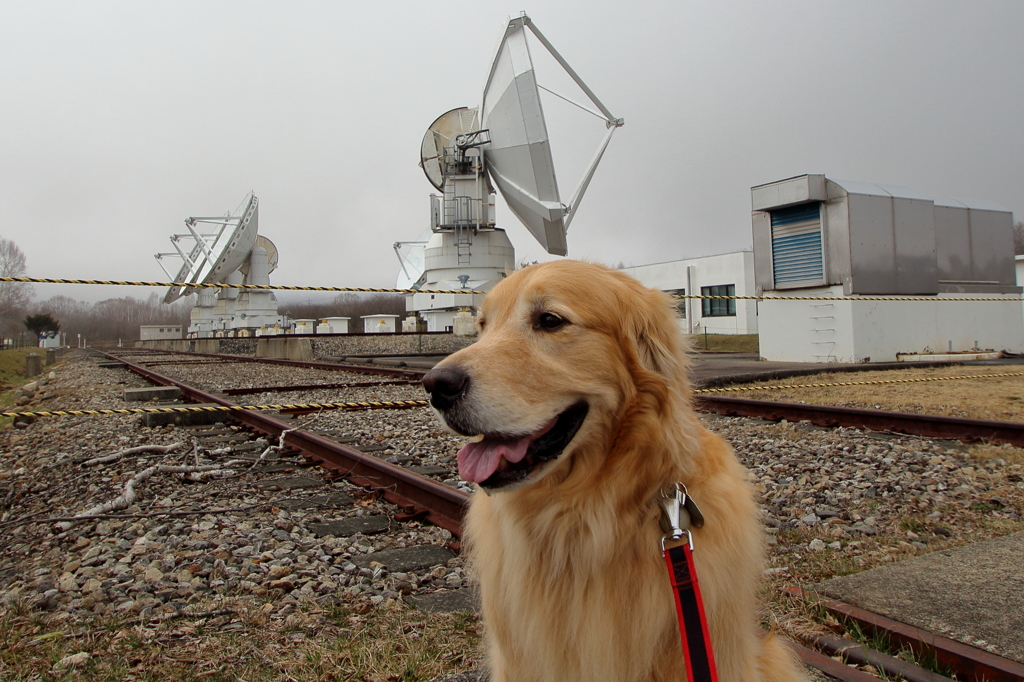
[156,192,260,303]
[482,14,623,256]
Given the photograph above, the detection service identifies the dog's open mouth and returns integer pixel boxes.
[456,402,589,489]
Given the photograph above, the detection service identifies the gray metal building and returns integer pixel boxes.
[751,175,1017,296]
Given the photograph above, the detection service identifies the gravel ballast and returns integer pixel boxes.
[1,349,1022,678]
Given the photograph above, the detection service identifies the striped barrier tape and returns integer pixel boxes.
[3,276,1023,302]
[1,400,430,420]
[0,276,485,296]
[693,371,1024,394]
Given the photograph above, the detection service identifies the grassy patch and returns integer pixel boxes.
[0,347,39,388]
[689,333,759,353]
[0,347,44,431]
[0,598,482,681]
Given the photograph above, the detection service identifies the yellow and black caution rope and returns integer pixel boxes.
[0,277,485,296]
[693,371,1024,395]
[1,400,430,420]
[4,276,1023,302]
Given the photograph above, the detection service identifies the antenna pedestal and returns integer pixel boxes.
[407,229,515,332]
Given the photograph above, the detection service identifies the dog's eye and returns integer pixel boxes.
[535,312,567,331]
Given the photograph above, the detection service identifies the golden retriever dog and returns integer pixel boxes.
[422,261,806,682]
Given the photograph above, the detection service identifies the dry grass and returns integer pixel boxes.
[724,364,1024,422]
[689,333,759,353]
[0,597,480,682]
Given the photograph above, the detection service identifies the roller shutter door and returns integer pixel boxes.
[771,203,823,287]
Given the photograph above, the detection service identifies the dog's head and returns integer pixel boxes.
[423,260,690,492]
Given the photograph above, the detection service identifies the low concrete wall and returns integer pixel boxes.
[138,333,474,359]
[136,339,193,351]
[311,334,473,357]
[256,338,314,361]
[219,338,258,355]
[194,339,221,354]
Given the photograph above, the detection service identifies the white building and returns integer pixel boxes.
[752,175,1023,363]
[317,317,350,334]
[140,325,184,341]
[620,251,757,335]
[362,314,400,334]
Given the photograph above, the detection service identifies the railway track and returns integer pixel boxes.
[87,347,1024,681]
[110,346,1024,448]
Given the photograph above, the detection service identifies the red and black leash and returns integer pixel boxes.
[661,484,719,682]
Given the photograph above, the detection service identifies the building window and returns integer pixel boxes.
[665,289,685,318]
[701,284,736,317]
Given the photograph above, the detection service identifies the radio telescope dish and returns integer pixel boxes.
[239,235,279,277]
[394,228,431,289]
[480,15,623,256]
[421,108,480,192]
[156,192,260,303]
[481,20,564,254]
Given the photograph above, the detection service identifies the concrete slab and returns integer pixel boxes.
[140,404,231,428]
[254,464,302,473]
[256,338,312,361]
[352,545,454,572]
[816,531,1024,663]
[408,588,478,614]
[309,516,391,537]
[409,465,448,477]
[277,492,354,510]
[124,386,181,402]
[254,476,325,490]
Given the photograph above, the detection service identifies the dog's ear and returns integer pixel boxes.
[627,286,690,389]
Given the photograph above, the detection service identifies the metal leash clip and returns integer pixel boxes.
[659,482,705,550]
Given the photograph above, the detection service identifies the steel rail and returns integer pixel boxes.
[696,396,1024,447]
[96,351,469,537]
[786,641,883,682]
[223,380,420,396]
[786,587,1024,682]
[814,635,952,682]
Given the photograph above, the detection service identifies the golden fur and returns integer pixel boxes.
[430,261,806,682]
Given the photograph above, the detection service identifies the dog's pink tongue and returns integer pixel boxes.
[457,435,531,483]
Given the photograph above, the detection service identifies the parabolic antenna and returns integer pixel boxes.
[420,108,480,191]
[239,235,279,277]
[155,192,260,303]
[480,15,624,256]
[394,228,431,289]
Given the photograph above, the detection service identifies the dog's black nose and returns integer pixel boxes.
[422,366,469,411]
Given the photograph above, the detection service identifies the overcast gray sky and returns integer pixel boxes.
[2,1,1022,304]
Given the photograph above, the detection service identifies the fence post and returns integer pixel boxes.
[25,353,42,378]
[45,348,56,366]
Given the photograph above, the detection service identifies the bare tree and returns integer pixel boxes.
[283,292,406,322]
[0,236,33,337]
[41,295,87,324]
